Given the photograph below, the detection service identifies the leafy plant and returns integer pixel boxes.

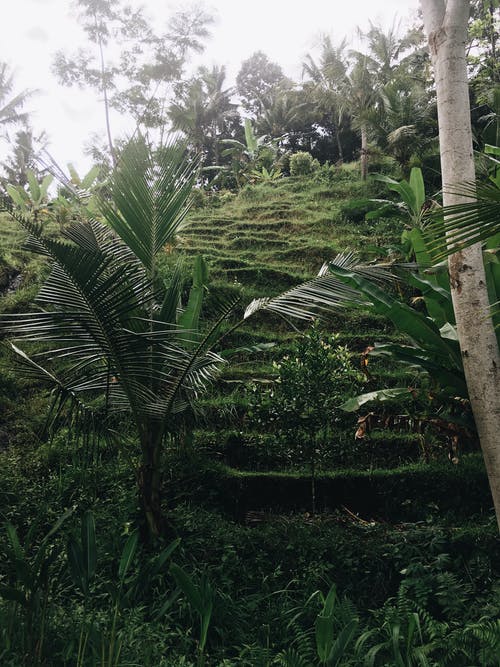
[289,151,320,177]
[315,585,359,666]
[170,563,213,666]
[0,508,73,665]
[249,324,361,511]
[7,169,53,219]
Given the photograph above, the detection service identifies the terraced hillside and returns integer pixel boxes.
[0,168,457,477]
[174,171,430,472]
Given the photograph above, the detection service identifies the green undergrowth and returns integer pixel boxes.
[0,439,498,665]
[167,453,492,522]
[1,171,499,665]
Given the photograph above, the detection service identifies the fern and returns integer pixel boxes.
[274,646,316,667]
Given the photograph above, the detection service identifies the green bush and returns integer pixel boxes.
[247,326,362,481]
[289,151,320,176]
[339,198,378,222]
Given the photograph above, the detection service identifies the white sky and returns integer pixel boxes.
[1,0,420,173]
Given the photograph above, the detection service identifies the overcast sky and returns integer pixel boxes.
[1,0,420,173]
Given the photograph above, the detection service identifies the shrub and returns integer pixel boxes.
[247,325,362,510]
[289,151,320,177]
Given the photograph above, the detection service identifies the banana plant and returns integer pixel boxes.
[366,167,451,326]
[248,165,282,183]
[219,119,277,187]
[7,169,53,219]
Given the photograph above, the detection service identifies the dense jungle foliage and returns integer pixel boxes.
[0,0,499,664]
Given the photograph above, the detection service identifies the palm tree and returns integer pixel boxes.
[346,54,379,180]
[169,65,238,167]
[0,63,33,134]
[2,139,241,538]
[361,21,405,85]
[366,81,435,173]
[303,36,349,162]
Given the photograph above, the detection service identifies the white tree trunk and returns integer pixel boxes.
[421,0,500,530]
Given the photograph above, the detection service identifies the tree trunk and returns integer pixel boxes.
[138,424,164,538]
[360,124,368,181]
[335,121,344,164]
[422,0,500,530]
[94,12,117,168]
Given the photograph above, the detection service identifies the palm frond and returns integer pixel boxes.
[423,181,500,260]
[99,137,199,274]
[244,253,394,321]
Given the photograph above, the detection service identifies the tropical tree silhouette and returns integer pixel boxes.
[0,63,33,136]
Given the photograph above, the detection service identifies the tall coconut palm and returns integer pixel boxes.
[169,64,238,167]
[0,63,33,134]
[346,54,379,180]
[303,36,350,162]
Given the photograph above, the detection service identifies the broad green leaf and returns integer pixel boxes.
[6,184,27,208]
[244,118,258,156]
[153,588,180,621]
[67,539,86,593]
[81,511,97,584]
[27,170,40,202]
[150,537,181,576]
[327,620,358,664]
[6,524,24,560]
[409,167,425,213]
[316,585,336,662]
[82,165,100,190]
[170,563,203,613]
[42,506,75,543]
[341,388,411,412]
[329,265,462,368]
[199,575,213,651]
[118,531,139,581]
[439,322,458,341]
[67,163,81,185]
[178,255,209,343]
[405,270,454,328]
[485,143,500,157]
[40,174,54,199]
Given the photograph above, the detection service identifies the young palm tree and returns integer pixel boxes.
[3,138,400,540]
[2,139,241,538]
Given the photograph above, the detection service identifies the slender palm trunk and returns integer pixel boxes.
[360,124,368,180]
[138,423,164,538]
[336,127,344,164]
[94,12,117,169]
[422,0,500,530]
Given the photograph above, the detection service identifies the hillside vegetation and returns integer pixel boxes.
[0,166,497,666]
